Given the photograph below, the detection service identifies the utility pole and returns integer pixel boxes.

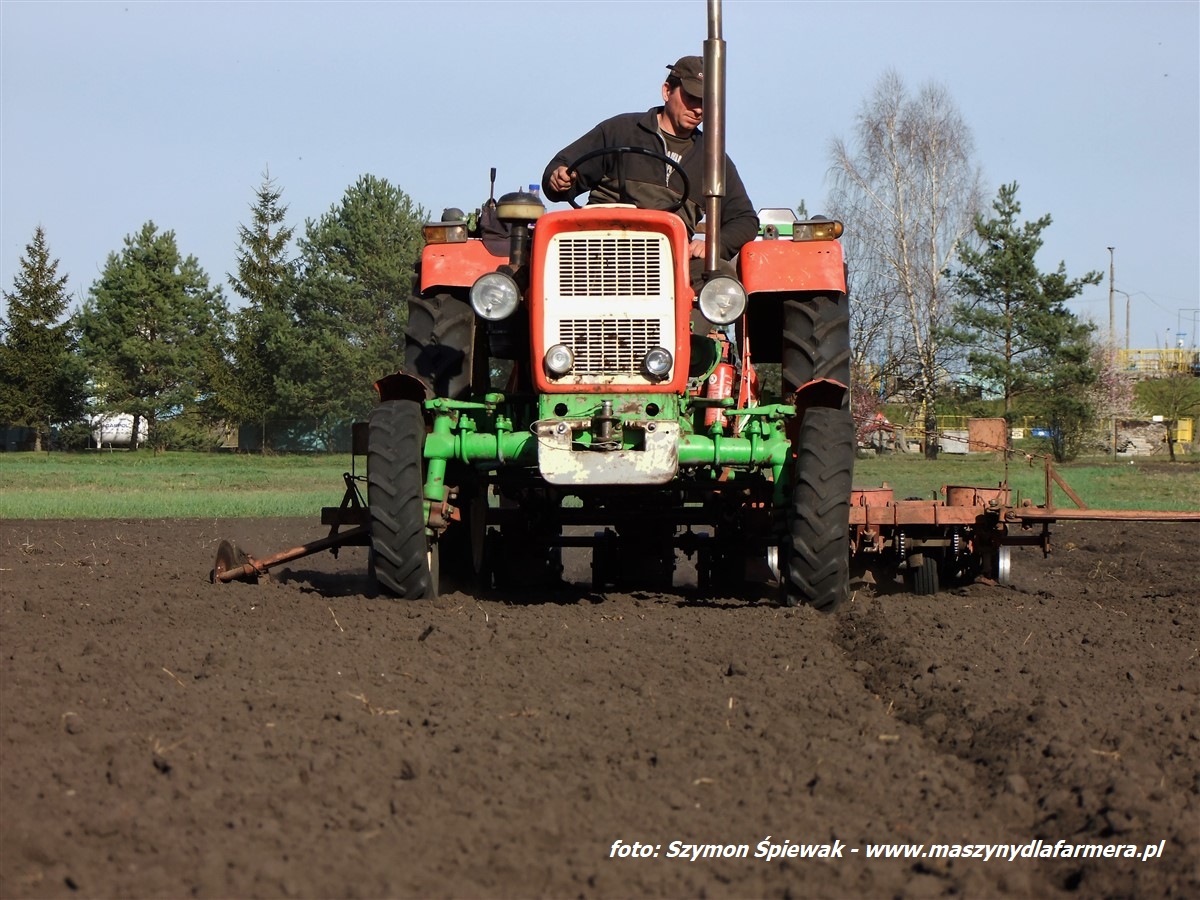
[1106,247,1117,458]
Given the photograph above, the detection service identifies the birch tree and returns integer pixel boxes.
[829,70,983,457]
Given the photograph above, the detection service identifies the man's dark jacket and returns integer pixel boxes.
[541,108,759,261]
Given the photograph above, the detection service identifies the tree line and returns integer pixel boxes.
[3,73,1195,458]
[827,70,1197,461]
[1,172,424,451]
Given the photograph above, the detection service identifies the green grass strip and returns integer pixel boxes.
[1,449,1196,518]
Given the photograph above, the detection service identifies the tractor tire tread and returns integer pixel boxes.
[404,293,476,399]
[368,401,434,599]
[786,407,854,610]
[781,294,851,402]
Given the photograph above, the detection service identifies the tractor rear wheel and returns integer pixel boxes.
[785,406,854,610]
[435,464,487,591]
[404,292,480,399]
[781,293,851,402]
[697,530,746,596]
[487,527,563,590]
[367,400,436,599]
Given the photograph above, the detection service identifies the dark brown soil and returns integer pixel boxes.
[2,516,1197,899]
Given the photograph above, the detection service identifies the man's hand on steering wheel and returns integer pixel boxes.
[547,165,576,194]
[561,146,691,213]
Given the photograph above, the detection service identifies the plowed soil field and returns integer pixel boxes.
[2,516,1197,898]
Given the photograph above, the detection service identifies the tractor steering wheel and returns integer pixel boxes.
[563,146,691,214]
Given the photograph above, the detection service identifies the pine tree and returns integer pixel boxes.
[277,174,425,448]
[0,226,87,449]
[222,170,297,447]
[78,222,229,449]
[946,182,1102,434]
[1038,331,1099,462]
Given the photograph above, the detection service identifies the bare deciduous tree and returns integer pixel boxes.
[829,70,984,457]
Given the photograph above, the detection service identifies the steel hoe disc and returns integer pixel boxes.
[211,539,254,584]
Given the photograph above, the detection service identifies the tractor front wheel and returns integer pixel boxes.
[785,406,854,610]
[367,400,436,599]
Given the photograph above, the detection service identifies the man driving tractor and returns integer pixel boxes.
[541,54,760,285]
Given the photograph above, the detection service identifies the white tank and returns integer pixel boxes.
[91,414,148,448]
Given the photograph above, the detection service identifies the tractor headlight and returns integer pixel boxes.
[697,276,747,325]
[641,346,673,381]
[470,272,521,321]
[544,343,575,377]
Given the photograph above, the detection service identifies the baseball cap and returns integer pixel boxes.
[666,56,704,96]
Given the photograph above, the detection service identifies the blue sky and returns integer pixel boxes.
[2,0,1197,349]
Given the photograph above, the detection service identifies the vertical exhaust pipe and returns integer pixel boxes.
[703,0,726,277]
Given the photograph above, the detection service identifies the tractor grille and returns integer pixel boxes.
[543,229,675,384]
[559,319,661,375]
[555,236,663,297]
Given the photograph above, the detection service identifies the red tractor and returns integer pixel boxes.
[365,2,854,607]
[212,1,1200,600]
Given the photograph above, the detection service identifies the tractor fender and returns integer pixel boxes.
[375,371,432,405]
[420,240,507,294]
[792,377,848,417]
[740,240,847,295]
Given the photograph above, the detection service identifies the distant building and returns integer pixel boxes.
[1118,348,1199,378]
